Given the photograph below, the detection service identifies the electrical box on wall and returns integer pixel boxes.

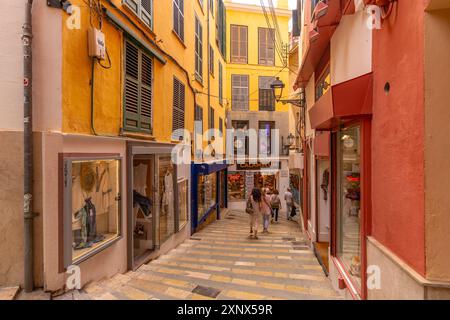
[88,28,106,60]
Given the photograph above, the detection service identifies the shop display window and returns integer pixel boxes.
[158,156,176,244]
[336,125,362,288]
[63,157,121,266]
[227,172,245,201]
[253,173,276,192]
[198,173,217,222]
[178,179,189,230]
[132,156,155,260]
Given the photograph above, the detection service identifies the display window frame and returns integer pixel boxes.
[197,172,218,224]
[177,178,189,232]
[330,119,371,300]
[59,153,123,271]
[126,142,182,270]
[227,171,246,202]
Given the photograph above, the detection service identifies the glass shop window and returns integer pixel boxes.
[158,156,176,244]
[178,179,189,230]
[65,158,121,265]
[197,173,217,222]
[336,125,362,288]
[227,172,245,201]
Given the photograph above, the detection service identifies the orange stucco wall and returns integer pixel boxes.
[371,0,426,276]
[62,0,226,146]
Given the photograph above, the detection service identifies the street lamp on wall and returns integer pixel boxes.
[270,77,285,102]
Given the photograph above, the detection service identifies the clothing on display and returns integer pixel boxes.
[133,190,153,218]
[69,159,120,260]
[73,197,105,250]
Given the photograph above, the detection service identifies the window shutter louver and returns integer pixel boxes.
[141,0,152,27]
[124,40,153,133]
[140,53,153,132]
[172,78,185,132]
[232,74,249,111]
[173,0,184,41]
[124,41,140,130]
[259,28,275,66]
[231,25,247,64]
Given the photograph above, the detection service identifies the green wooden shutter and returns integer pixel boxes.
[173,77,185,132]
[140,52,153,132]
[124,40,153,133]
[124,41,140,130]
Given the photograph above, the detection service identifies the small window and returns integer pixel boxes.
[230,25,248,64]
[232,120,249,156]
[231,74,249,111]
[259,121,275,155]
[195,16,203,82]
[173,0,184,41]
[259,76,275,111]
[173,77,186,132]
[219,117,223,134]
[123,0,153,29]
[258,28,275,66]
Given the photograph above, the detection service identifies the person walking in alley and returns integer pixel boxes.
[261,188,272,233]
[247,188,262,239]
[284,188,294,221]
[270,189,281,223]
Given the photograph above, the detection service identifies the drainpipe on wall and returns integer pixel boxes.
[23,0,34,293]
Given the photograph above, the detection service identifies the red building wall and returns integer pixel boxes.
[371,0,426,276]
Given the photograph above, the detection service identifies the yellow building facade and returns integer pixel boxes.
[63,0,227,144]
[225,0,290,112]
[0,0,230,292]
[224,1,293,212]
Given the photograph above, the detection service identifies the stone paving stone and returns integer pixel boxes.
[119,285,154,300]
[224,289,266,300]
[93,292,119,300]
[80,210,341,300]
[0,286,20,300]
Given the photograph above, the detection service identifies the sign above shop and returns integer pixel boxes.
[236,161,279,170]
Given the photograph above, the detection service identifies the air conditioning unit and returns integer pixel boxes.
[88,28,106,60]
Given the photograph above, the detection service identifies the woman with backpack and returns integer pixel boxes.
[270,189,281,223]
[246,188,263,239]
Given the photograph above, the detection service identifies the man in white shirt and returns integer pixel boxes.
[284,188,294,220]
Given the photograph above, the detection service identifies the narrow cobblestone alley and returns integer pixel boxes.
[76,211,341,300]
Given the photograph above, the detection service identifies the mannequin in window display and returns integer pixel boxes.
[161,165,174,221]
[71,162,109,250]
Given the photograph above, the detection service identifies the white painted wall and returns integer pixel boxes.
[331,10,372,86]
[0,1,24,130]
